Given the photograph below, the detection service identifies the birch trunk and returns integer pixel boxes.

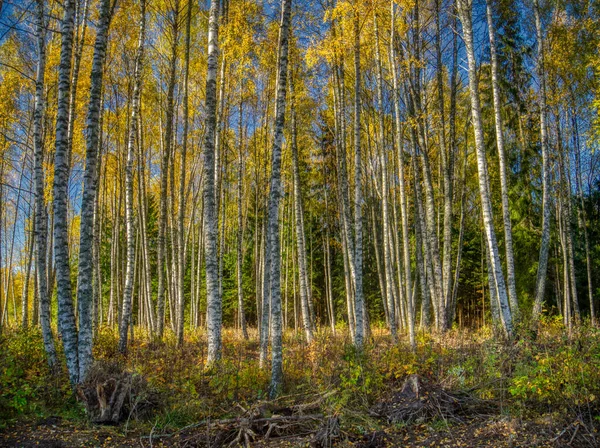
[237,98,249,339]
[266,0,292,397]
[203,0,222,365]
[457,0,513,338]
[390,5,414,347]
[176,0,192,347]
[52,0,79,385]
[33,0,57,369]
[157,1,180,339]
[531,0,551,321]
[485,0,519,319]
[352,8,365,348]
[290,71,314,343]
[119,0,145,354]
[435,0,454,330]
[373,11,396,342]
[76,0,114,381]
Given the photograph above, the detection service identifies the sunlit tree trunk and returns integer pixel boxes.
[457,0,513,338]
[390,7,414,344]
[176,0,192,347]
[52,0,79,385]
[33,0,57,369]
[289,70,314,343]
[373,11,397,342]
[76,0,115,381]
[265,0,292,397]
[485,0,519,320]
[237,93,249,340]
[119,0,145,354]
[352,6,365,348]
[157,0,180,339]
[203,0,222,365]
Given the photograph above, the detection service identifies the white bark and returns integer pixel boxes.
[76,0,115,381]
[33,0,57,369]
[266,0,293,397]
[485,0,519,320]
[203,0,222,365]
[531,0,551,322]
[52,0,79,385]
[119,0,145,354]
[457,0,513,338]
[289,71,314,343]
[352,8,365,348]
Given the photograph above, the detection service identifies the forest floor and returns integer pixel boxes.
[0,412,596,447]
[1,321,599,447]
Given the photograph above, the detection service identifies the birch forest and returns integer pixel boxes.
[1,0,600,445]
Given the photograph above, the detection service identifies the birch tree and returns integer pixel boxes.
[51,0,79,385]
[265,0,293,397]
[531,0,551,322]
[457,0,513,337]
[33,0,57,369]
[203,0,223,365]
[119,0,146,354]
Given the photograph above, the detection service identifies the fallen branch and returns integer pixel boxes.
[143,413,324,440]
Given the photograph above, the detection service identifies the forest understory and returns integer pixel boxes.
[1,323,599,447]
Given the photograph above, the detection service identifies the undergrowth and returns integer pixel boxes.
[1,320,599,432]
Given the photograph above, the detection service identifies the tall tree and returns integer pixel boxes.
[176,0,192,347]
[119,0,146,354]
[457,0,513,337]
[157,0,180,339]
[352,3,365,348]
[390,0,415,348]
[265,0,293,398]
[290,67,314,343]
[531,0,551,322]
[76,0,116,381]
[373,9,397,342]
[203,0,223,365]
[485,0,519,319]
[51,0,79,385]
[33,0,57,369]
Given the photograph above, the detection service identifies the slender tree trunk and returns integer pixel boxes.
[176,0,192,347]
[157,1,180,339]
[202,0,222,365]
[390,5,414,347]
[21,216,35,328]
[531,0,551,322]
[373,11,397,342]
[76,0,115,381]
[572,111,595,325]
[237,94,249,340]
[435,0,454,331]
[485,0,518,319]
[52,0,79,385]
[457,0,513,338]
[289,71,314,343]
[66,0,89,167]
[352,7,364,348]
[119,0,145,354]
[265,0,292,398]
